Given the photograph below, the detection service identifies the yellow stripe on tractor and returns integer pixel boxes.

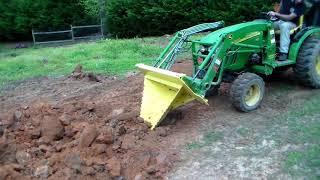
[136,64,208,129]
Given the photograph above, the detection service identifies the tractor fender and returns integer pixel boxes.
[289,27,320,61]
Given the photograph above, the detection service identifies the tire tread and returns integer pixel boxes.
[230,73,265,112]
[293,36,320,88]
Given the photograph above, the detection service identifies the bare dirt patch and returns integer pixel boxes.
[0,69,186,179]
[0,64,318,179]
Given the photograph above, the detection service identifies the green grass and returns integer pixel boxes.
[0,38,164,88]
[236,127,251,137]
[285,146,320,178]
[268,93,320,178]
[0,44,5,52]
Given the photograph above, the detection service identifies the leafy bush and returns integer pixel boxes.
[0,0,278,40]
[106,0,278,37]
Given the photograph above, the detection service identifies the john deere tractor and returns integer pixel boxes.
[136,3,320,129]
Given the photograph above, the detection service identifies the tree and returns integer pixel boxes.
[79,0,100,18]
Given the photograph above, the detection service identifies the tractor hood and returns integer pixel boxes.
[199,20,271,44]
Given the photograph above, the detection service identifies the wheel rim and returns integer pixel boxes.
[316,55,320,76]
[245,84,261,107]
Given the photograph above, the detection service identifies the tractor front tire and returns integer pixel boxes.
[230,73,265,112]
[293,36,320,88]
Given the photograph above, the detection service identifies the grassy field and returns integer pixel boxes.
[0,38,166,88]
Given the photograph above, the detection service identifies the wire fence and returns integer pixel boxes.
[32,22,104,45]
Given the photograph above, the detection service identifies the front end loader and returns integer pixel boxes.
[137,11,320,129]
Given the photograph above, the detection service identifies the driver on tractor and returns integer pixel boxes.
[268,0,304,61]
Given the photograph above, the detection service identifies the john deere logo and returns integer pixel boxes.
[235,32,261,43]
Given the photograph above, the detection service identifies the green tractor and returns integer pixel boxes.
[136,4,320,129]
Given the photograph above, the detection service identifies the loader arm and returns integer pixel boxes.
[183,36,228,96]
[154,21,225,70]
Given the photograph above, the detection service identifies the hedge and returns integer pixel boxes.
[0,0,278,40]
[106,0,278,37]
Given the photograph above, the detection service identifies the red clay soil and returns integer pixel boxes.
[171,60,194,76]
[0,66,189,180]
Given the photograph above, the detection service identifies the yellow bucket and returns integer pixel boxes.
[136,64,208,129]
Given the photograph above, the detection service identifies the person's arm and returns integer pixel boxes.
[275,12,297,21]
[268,11,297,21]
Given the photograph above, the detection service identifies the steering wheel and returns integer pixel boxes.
[260,12,279,21]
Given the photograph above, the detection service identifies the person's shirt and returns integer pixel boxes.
[280,0,304,24]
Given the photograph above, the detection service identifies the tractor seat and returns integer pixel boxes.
[275,16,304,35]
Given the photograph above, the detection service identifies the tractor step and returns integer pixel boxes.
[276,60,295,67]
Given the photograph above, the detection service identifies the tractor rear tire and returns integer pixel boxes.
[293,36,320,88]
[230,73,265,112]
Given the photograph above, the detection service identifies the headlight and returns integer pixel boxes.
[200,46,209,54]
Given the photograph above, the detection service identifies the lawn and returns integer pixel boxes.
[0,38,166,88]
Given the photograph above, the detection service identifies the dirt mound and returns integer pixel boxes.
[0,75,178,179]
[69,64,103,82]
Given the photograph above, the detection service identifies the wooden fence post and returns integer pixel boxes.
[99,0,106,37]
[100,19,104,39]
[32,29,36,45]
[71,25,75,41]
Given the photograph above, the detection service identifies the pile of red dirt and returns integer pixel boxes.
[69,64,103,82]
[0,74,178,179]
